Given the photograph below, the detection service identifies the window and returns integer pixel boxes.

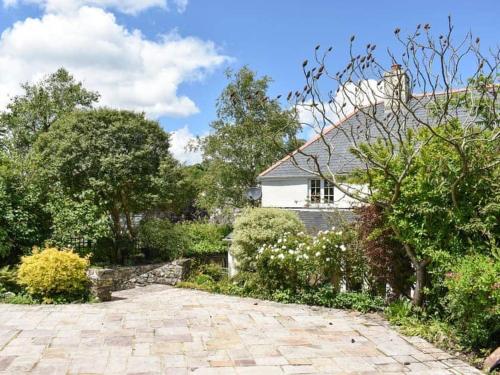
[324,180,334,203]
[310,179,321,203]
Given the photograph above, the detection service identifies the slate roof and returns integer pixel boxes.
[258,95,472,179]
[291,209,357,234]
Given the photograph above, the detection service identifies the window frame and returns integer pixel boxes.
[309,179,322,204]
[309,178,335,205]
[323,179,334,203]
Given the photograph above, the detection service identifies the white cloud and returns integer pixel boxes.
[170,125,202,165]
[172,0,187,13]
[3,0,189,15]
[0,6,228,118]
[296,79,382,138]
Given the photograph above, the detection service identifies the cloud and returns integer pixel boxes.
[172,0,187,13]
[2,0,189,15]
[0,6,228,118]
[296,79,382,138]
[169,125,202,165]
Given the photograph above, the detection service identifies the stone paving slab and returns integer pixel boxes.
[0,285,482,374]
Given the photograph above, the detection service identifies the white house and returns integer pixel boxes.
[257,64,476,233]
[257,65,449,232]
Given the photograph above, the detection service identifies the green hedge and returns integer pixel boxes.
[180,221,231,257]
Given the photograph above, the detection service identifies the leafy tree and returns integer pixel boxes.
[0,154,50,264]
[200,67,300,209]
[45,189,111,249]
[31,109,180,250]
[0,68,99,153]
[165,164,208,221]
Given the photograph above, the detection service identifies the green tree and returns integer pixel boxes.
[0,154,50,264]
[200,67,300,209]
[1,68,99,153]
[31,109,180,248]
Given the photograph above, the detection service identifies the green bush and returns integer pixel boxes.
[385,299,458,351]
[197,263,227,282]
[138,219,186,261]
[254,228,366,293]
[0,266,21,293]
[330,292,384,313]
[231,208,305,272]
[255,232,313,291]
[444,254,500,349]
[180,221,231,257]
[17,247,90,303]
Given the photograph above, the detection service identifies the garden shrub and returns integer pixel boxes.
[255,229,351,291]
[17,247,90,302]
[197,263,227,282]
[444,254,500,349]
[254,228,366,293]
[138,218,186,261]
[255,231,313,291]
[231,208,305,272]
[0,266,21,294]
[180,221,231,257]
[355,205,413,298]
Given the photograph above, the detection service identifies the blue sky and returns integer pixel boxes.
[0,0,498,162]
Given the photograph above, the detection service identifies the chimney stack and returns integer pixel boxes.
[383,64,411,113]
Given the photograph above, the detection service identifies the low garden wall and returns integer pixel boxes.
[87,259,191,301]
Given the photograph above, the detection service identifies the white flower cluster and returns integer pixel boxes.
[255,226,347,265]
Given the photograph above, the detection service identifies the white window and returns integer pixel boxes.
[309,179,334,204]
[310,179,321,203]
[324,180,334,203]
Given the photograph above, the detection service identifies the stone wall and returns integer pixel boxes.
[87,259,191,301]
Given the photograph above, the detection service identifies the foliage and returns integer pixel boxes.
[180,221,231,257]
[200,67,300,210]
[0,68,99,153]
[385,299,458,351]
[168,164,208,221]
[231,208,305,272]
[444,254,500,349]
[0,266,21,293]
[0,292,37,305]
[31,108,180,246]
[45,189,111,250]
[138,219,185,262]
[17,247,90,303]
[0,154,50,263]
[179,271,384,313]
[255,229,348,291]
[255,231,313,291]
[355,205,412,298]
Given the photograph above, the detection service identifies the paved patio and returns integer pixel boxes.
[0,285,481,374]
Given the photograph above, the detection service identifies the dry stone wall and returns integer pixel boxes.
[87,259,191,301]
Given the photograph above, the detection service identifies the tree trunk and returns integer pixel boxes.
[391,225,429,307]
[110,207,122,264]
[120,191,136,240]
[413,261,427,307]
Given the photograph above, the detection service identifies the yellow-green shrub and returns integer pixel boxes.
[17,247,90,301]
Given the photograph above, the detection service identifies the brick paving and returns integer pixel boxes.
[0,285,481,374]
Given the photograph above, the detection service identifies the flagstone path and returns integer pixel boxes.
[0,285,481,374]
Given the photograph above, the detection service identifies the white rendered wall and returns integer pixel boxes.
[261,178,308,208]
[261,178,365,209]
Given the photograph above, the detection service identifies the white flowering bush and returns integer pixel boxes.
[255,227,348,291]
[231,208,305,272]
